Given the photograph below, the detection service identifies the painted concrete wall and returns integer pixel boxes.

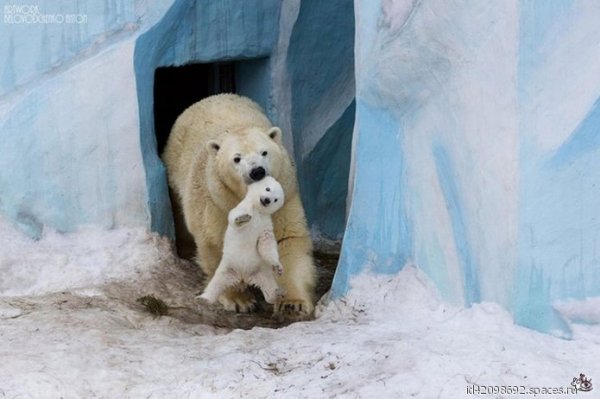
[0,0,355,242]
[0,0,174,238]
[332,0,600,336]
[134,0,282,237]
[5,0,597,336]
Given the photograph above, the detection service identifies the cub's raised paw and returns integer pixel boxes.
[234,214,251,227]
[274,298,314,321]
[272,263,284,276]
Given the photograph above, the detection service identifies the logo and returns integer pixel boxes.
[572,373,593,392]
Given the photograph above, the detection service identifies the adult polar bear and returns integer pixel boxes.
[163,94,316,319]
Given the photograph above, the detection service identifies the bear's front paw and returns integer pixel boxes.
[234,214,251,227]
[274,298,314,321]
[272,263,284,276]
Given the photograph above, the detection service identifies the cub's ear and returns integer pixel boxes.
[207,140,220,154]
[267,127,282,144]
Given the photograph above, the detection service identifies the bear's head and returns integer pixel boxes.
[246,176,285,215]
[207,126,285,197]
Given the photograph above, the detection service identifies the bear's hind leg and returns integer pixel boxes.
[195,241,222,278]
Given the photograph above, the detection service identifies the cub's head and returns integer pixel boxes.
[207,126,284,196]
[246,176,285,215]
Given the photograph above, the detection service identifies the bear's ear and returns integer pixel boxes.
[207,140,220,154]
[267,127,282,144]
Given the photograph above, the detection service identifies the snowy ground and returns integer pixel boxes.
[1,220,599,398]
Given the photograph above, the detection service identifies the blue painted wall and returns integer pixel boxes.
[286,0,355,241]
[332,0,600,336]
[135,0,355,242]
[1,0,355,244]
[302,101,355,241]
[331,101,411,298]
[5,0,598,337]
[133,0,281,237]
[0,0,149,96]
[515,0,600,335]
[0,1,169,238]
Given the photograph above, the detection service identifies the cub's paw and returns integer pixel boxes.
[218,289,257,313]
[195,292,215,304]
[272,263,284,276]
[274,298,314,321]
[234,214,251,227]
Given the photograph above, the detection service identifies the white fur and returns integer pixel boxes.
[199,176,286,305]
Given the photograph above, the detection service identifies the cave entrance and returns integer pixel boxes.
[153,62,236,156]
[153,62,236,259]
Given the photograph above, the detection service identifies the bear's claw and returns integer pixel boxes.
[218,289,257,313]
[274,298,314,321]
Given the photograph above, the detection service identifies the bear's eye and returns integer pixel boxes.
[262,151,268,157]
[266,187,270,192]
[233,156,241,164]
[274,199,278,202]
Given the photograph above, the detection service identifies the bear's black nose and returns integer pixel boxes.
[250,167,266,181]
[261,197,271,206]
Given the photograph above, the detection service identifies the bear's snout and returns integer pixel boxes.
[260,196,271,207]
[250,167,266,181]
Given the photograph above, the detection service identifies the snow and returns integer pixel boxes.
[0,217,163,297]
[1,222,598,398]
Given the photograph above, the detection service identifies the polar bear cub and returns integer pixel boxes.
[199,176,286,305]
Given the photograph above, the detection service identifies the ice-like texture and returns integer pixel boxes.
[516,0,600,335]
[0,39,148,238]
[5,0,598,338]
[0,0,354,242]
[286,0,355,240]
[133,0,282,236]
[133,0,355,240]
[0,1,175,237]
[332,0,600,335]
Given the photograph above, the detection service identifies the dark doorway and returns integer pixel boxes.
[153,62,236,156]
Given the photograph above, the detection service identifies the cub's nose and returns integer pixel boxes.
[260,197,271,207]
[250,167,266,181]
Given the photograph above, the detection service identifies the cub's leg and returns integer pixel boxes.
[257,230,283,275]
[247,269,285,305]
[198,261,240,303]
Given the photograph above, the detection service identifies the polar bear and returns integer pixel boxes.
[162,94,316,319]
[199,176,286,306]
